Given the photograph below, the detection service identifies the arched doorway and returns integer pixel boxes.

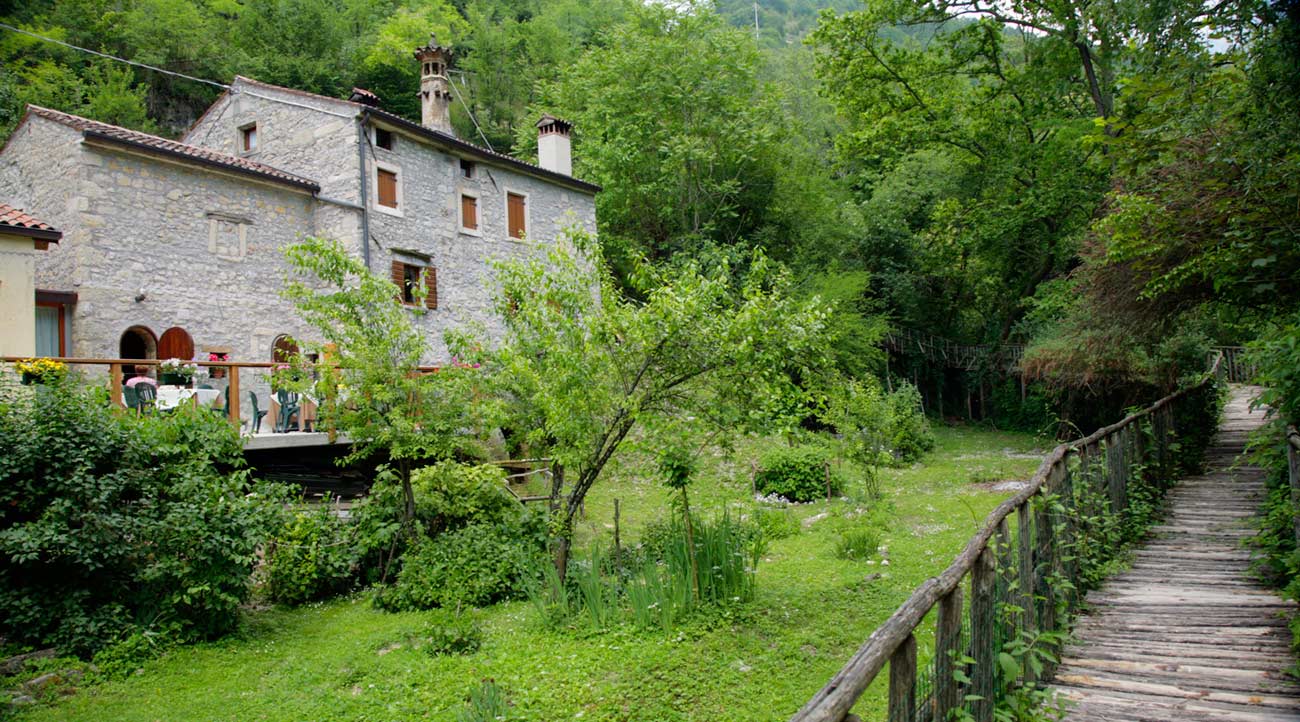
[272,335,298,363]
[119,326,157,359]
[158,327,194,360]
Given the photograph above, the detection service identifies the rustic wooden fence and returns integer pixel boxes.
[1213,346,1256,384]
[789,355,1225,722]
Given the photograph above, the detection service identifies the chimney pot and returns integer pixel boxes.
[413,35,453,135]
[536,114,573,176]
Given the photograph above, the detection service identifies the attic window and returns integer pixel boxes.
[240,124,258,153]
[375,128,393,151]
[460,159,474,178]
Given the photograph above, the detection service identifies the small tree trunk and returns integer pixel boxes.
[399,457,416,534]
[549,461,572,580]
[682,487,699,602]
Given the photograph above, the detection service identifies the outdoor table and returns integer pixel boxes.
[157,386,221,410]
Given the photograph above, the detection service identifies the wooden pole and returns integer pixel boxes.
[614,498,622,561]
[109,363,123,408]
[888,633,917,722]
[969,547,995,722]
[1288,432,1300,546]
[227,364,241,427]
[934,586,963,719]
[1017,501,1034,635]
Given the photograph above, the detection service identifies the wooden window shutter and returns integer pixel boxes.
[461,194,477,230]
[423,267,438,309]
[391,260,406,302]
[507,193,526,239]
[377,169,398,208]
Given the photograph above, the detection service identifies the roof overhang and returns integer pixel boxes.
[82,130,321,193]
[362,109,601,195]
[0,224,61,242]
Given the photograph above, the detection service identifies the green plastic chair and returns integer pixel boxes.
[208,386,229,417]
[133,383,157,414]
[274,390,300,433]
[122,385,138,410]
[248,391,269,433]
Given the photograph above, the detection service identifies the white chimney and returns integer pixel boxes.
[413,34,453,134]
[536,114,573,176]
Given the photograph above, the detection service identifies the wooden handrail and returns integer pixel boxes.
[790,353,1224,722]
[0,356,442,372]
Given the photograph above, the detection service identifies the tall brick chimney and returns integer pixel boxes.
[536,114,573,176]
[413,34,453,135]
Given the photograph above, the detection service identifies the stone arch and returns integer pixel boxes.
[271,335,299,363]
[119,326,157,360]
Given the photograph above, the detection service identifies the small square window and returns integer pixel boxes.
[507,192,527,239]
[241,124,258,153]
[461,194,478,232]
[377,168,398,209]
[460,159,475,178]
[375,128,393,151]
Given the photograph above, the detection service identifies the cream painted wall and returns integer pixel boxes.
[0,232,37,356]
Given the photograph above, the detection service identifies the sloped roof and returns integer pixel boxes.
[0,203,61,241]
[226,76,600,194]
[27,106,319,192]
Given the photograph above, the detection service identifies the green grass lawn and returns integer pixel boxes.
[18,426,1046,722]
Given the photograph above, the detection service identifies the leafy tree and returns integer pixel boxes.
[280,237,481,561]
[454,231,833,578]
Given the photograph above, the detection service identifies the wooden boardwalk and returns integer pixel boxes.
[1051,386,1300,721]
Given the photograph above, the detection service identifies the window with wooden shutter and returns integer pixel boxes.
[461,194,478,231]
[423,267,438,309]
[391,260,410,303]
[377,168,398,208]
[507,192,527,239]
[241,124,257,152]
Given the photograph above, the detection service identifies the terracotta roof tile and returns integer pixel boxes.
[0,203,56,232]
[27,105,319,191]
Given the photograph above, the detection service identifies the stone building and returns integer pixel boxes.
[0,34,598,395]
[0,204,61,357]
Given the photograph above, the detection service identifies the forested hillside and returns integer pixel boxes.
[2,0,1297,417]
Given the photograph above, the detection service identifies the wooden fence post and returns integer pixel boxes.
[1288,433,1300,546]
[934,586,964,720]
[1105,433,1123,514]
[1016,501,1034,635]
[970,546,996,722]
[614,498,622,560]
[227,365,241,427]
[888,633,917,722]
[109,363,123,408]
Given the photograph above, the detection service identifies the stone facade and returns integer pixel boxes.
[0,74,598,367]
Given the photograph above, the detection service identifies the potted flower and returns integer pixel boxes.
[207,352,229,379]
[159,358,199,386]
[14,358,67,385]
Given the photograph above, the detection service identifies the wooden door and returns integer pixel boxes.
[157,327,194,360]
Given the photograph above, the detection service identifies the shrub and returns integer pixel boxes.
[835,527,881,561]
[263,500,358,606]
[350,461,519,584]
[0,377,288,656]
[752,506,799,541]
[884,382,934,463]
[415,609,482,656]
[376,522,544,611]
[754,444,842,502]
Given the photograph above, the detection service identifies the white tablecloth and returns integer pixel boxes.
[157,387,221,410]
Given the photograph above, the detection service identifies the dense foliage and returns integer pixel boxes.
[0,378,286,655]
[262,500,358,606]
[754,445,842,503]
[375,522,545,611]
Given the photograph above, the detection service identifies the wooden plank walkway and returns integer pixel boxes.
[1051,386,1300,721]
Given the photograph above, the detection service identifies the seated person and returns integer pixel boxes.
[125,364,157,388]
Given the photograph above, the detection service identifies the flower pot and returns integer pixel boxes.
[160,372,192,386]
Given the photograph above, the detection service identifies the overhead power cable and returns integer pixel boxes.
[0,22,230,90]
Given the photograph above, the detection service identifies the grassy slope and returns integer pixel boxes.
[22,427,1045,722]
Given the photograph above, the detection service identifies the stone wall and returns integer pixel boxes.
[0,117,86,296]
[366,123,598,360]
